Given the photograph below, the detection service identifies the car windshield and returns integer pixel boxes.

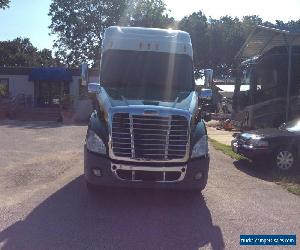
[100,50,194,91]
[280,119,300,132]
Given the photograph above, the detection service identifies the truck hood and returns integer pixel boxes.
[104,87,196,111]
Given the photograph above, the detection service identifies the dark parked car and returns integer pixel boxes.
[231,119,300,171]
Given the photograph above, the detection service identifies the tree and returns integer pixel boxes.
[178,13,271,78]
[37,48,61,67]
[0,38,59,67]
[178,11,209,76]
[207,16,245,75]
[275,19,300,30]
[241,15,263,38]
[49,0,174,67]
[0,0,10,9]
[127,0,174,28]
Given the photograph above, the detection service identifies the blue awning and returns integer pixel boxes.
[29,67,73,82]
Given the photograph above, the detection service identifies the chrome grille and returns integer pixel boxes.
[111,113,189,161]
[111,163,187,183]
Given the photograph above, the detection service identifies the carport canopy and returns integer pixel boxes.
[235,25,300,60]
[29,68,73,82]
[235,25,300,122]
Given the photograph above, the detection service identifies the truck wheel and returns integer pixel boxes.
[274,148,296,171]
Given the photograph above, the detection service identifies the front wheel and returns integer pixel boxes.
[274,148,296,171]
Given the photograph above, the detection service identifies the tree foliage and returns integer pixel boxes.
[0,0,10,9]
[0,38,59,67]
[178,11,209,77]
[126,0,174,28]
[178,12,300,77]
[49,0,174,67]
[49,0,300,71]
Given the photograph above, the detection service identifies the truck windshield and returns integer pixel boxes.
[100,50,194,91]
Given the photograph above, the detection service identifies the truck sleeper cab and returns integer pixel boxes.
[84,26,209,191]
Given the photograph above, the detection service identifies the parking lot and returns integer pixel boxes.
[0,120,299,249]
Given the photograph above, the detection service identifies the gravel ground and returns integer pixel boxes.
[0,120,299,250]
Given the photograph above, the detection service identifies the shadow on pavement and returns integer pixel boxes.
[0,120,86,129]
[233,159,300,183]
[0,176,224,250]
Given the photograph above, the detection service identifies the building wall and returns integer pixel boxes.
[72,75,99,122]
[70,76,80,97]
[89,76,100,83]
[1,74,99,100]
[1,75,34,97]
[1,69,100,121]
[69,75,99,98]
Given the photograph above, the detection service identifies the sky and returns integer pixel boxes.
[0,0,299,50]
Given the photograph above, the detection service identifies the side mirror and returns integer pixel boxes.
[88,82,101,94]
[81,63,88,86]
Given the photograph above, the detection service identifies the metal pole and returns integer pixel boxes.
[285,43,292,122]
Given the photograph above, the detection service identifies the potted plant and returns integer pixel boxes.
[60,94,75,124]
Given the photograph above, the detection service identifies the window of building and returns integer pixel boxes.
[0,79,9,97]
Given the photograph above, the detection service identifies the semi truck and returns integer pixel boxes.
[84,26,209,191]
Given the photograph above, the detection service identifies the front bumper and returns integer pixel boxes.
[84,146,209,190]
[231,139,272,159]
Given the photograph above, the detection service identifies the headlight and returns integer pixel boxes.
[241,133,269,149]
[246,139,269,148]
[191,135,209,159]
[86,130,106,154]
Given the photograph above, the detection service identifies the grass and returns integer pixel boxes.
[208,138,246,161]
[209,137,300,196]
[274,176,300,196]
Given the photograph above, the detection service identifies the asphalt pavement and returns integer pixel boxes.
[0,120,299,250]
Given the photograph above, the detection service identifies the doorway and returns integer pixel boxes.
[35,81,69,107]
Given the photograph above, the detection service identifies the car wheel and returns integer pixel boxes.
[274,148,296,171]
